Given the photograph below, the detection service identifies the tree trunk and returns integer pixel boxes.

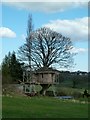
[40,84,51,96]
[72,81,76,88]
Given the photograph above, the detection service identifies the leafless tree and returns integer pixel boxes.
[18,14,34,82]
[18,14,33,66]
[31,27,74,69]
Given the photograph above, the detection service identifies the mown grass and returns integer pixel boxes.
[0,96,2,119]
[2,96,89,118]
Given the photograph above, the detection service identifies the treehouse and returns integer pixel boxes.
[22,67,60,95]
[34,67,60,84]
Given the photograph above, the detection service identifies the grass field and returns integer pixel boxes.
[2,96,89,118]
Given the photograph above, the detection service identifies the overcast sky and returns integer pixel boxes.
[0,0,89,72]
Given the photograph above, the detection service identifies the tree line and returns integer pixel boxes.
[59,71,89,88]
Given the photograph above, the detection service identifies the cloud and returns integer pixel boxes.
[43,17,88,42]
[71,47,88,54]
[0,27,16,38]
[2,0,88,13]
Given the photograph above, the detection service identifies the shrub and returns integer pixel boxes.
[72,91,82,98]
[56,87,83,98]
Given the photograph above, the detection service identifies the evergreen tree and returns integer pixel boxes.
[2,51,23,84]
[10,51,23,82]
[2,53,12,84]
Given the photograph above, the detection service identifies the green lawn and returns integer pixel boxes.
[2,96,89,118]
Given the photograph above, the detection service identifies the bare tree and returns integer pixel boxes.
[18,14,34,82]
[18,14,33,64]
[31,27,74,69]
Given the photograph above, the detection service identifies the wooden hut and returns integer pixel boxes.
[34,67,60,84]
[23,67,60,95]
